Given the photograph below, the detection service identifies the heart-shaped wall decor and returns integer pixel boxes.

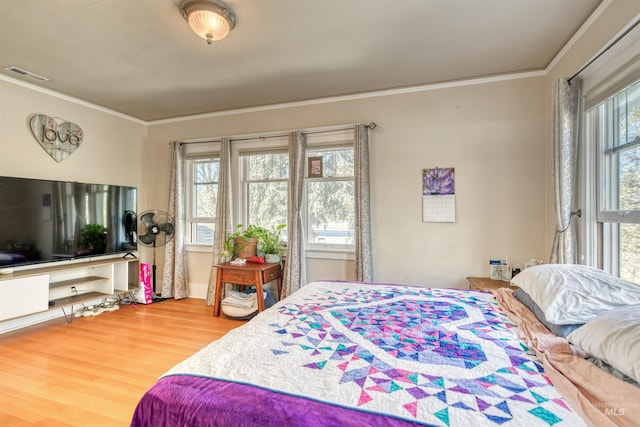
[30,114,84,162]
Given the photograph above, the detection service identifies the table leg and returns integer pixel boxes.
[255,270,265,312]
[213,267,223,317]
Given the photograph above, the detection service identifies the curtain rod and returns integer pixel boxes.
[178,122,377,145]
[568,19,640,83]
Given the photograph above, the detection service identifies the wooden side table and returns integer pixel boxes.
[466,276,518,292]
[213,262,283,317]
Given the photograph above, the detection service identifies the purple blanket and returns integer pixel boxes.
[131,375,423,427]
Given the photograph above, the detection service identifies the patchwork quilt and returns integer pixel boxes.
[137,281,587,426]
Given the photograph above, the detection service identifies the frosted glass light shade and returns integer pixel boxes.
[181,0,236,44]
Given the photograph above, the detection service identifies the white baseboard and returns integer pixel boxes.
[1,284,212,334]
[188,281,208,299]
[0,309,66,334]
[0,295,110,334]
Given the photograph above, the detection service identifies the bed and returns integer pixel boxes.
[131,266,640,427]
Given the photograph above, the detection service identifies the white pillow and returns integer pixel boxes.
[567,304,640,383]
[511,264,640,325]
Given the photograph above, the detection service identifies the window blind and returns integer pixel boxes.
[581,20,640,111]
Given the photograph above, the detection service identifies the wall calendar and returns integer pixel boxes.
[422,167,455,223]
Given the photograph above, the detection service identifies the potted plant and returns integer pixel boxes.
[258,223,286,263]
[223,224,264,259]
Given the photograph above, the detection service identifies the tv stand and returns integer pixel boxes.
[0,257,139,325]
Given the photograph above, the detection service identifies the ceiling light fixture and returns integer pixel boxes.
[180,0,236,45]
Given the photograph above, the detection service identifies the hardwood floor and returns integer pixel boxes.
[0,299,245,426]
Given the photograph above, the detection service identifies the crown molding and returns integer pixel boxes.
[149,70,545,125]
[3,68,545,126]
[0,73,147,125]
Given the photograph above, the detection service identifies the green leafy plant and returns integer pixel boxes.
[258,223,286,255]
[223,224,265,258]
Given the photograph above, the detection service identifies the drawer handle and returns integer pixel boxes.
[269,272,274,277]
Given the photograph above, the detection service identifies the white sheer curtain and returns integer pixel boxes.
[206,137,232,305]
[550,78,582,264]
[282,131,306,298]
[162,142,188,299]
[354,124,373,282]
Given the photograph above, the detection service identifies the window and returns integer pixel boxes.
[184,127,357,256]
[305,146,355,249]
[588,80,640,283]
[241,151,288,229]
[186,156,219,244]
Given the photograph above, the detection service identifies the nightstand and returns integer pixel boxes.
[467,277,518,292]
[213,262,282,317]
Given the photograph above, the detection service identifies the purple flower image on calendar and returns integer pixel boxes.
[422,167,455,195]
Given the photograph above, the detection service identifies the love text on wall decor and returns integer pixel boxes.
[30,114,84,162]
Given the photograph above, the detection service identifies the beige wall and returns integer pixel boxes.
[148,75,548,292]
[0,79,147,189]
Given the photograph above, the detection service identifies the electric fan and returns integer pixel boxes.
[137,209,175,293]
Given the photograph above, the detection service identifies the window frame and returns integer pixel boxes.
[597,88,640,218]
[181,127,357,260]
[185,151,220,247]
[239,148,289,229]
[581,80,640,280]
[303,142,356,252]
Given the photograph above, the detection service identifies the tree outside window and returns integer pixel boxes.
[188,157,219,244]
[306,147,354,247]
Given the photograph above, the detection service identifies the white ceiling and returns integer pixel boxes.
[0,0,601,122]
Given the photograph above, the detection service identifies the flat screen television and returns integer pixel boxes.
[0,175,137,268]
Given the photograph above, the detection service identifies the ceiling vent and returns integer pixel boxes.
[3,66,49,82]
